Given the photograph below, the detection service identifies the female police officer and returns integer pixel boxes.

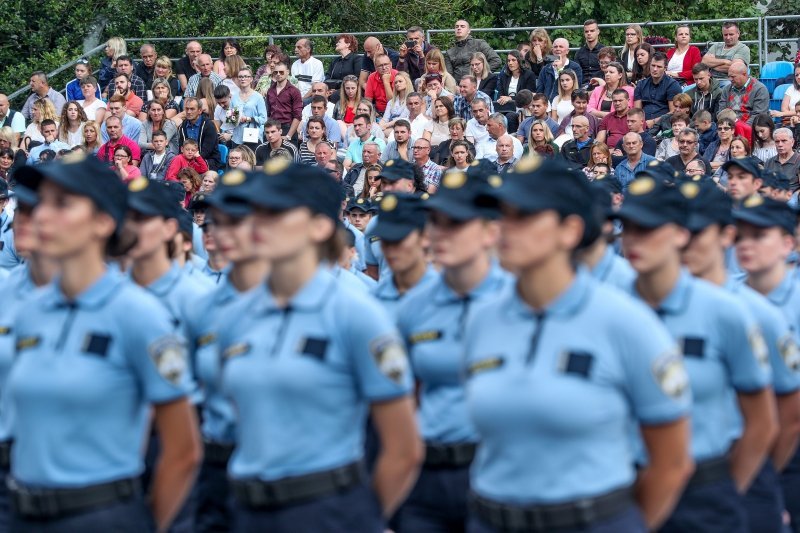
[619,174,777,532]
[215,160,423,532]
[7,155,201,531]
[464,157,694,532]
[681,183,800,533]
[184,169,270,532]
[393,160,509,532]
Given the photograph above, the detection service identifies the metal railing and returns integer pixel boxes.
[763,14,800,63]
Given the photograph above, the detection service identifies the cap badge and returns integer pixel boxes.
[263,158,289,176]
[628,177,655,196]
[443,171,467,189]
[61,151,87,164]
[128,177,149,192]
[647,159,661,168]
[222,169,246,186]
[385,160,395,167]
[381,194,398,212]
[743,194,764,208]
[488,175,503,188]
[514,155,542,173]
[679,182,699,199]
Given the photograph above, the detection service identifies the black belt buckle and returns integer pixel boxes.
[574,497,597,528]
[11,485,60,518]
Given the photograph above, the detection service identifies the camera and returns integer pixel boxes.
[405,40,416,49]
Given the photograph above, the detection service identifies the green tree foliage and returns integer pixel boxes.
[761,0,800,61]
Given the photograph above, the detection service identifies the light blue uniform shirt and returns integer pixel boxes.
[589,246,636,291]
[193,222,208,260]
[330,264,370,296]
[364,216,391,280]
[465,270,690,504]
[372,265,438,320]
[217,267,411,481]
[397,263,509,444]
[628,270,771,461]
[349,265,377,290]
[343,219,366,272]
[7,269,188,487]
[0,212,21,271]
[767,271,800,338]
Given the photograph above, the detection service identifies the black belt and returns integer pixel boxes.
[425,442,476,468]
[471,487,634,532]
[9,477,140,519]
[0,440,10,471]
[688,455,730,487]
[231,461,365,509]
[204,440,234,466]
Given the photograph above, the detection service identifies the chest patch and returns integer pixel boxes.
[298,337,329,360]
[467,356,504,377]
[682,337,705,358]
[82,333,112,357]
[559,351,594,378]
[409,330,443,345]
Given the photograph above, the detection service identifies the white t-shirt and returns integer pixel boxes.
[785,85,800,109]
[508,76,519,96]
[667,50,686,74]
[78,99,106,121]
[214,105,235,133]
[466,119,489,147]
[63,124,84,147]
[291,57,325,96]
[424,120,450,146]
[551,97,575,124]
[476,136,524,161]
[410,115,428,140]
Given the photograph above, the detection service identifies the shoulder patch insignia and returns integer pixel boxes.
[223,342,251,360]
[779,334,800,372]
[148,335,187,385]
[748,328,770,370]
[370,335,408,384]
[196,333,217,348]
[652,348,689,399]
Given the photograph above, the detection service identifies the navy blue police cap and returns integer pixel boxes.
[0,180,9,200]
[679,180,733,232]
[615,176,688,228]
[127,177,181,219]
[635,159,682,185]
[372,193,428,242]
[15,153,128,232]
[12,184,37,207]
[379,159,416,183]
[733,194,796,235]
[177,208,193,236]
[426,159,502,221]
[721,156,764,179]
[761,170,791,191]
[346,197,372,213]
[161,179,186,205]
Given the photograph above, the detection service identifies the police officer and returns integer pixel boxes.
[732,194,800,531]
[0,180,21,272]
[8,156,201,531]
[214,161,423,531]
[618,176,776,532]
[465,157,694,532]
[184,169,271,533]
[681,183,800,532]
[364,159,422,281]
[342,197,368,273]
[393,161,509,532]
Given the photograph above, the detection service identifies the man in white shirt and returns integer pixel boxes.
[406,93,428,139]
[466,99,491,148]
[475,112,523,161]
[300,82,335,120]
[292,39,325,101]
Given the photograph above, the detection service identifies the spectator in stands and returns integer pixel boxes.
[97,95,136,144]
[140,100,178,154]
[666,127,711,173]
[596,89,631,149]
[0,126,25,174]
[112,145,141,181]
[496,50,537,110]
[717,60,769,125]
[555,89,599,141]
[176,41,203,92]
[524,28,552,79]
[518,92,559,142]
[153,56,182,99]
[140,78,180,123]
[228,145,257,170]
[765,128,800,189]
[213,39,242,79]
[57,101,87,147]
[343,101,385,146]
[585,46,617,88]
[266,58,303,140]
[770,64,800,121]
[435,118,475,165]
[494,134,518,172]
[253,44,283,90]
[634,52,681,127]
[108,56,148,101]
[665,25,701,86]
[469,53,498,98]
[588,62,633,119]
[584,141,610,177]
[397,26,431,82]
[75,77,106,125]
[687,63,723,118]
[453,75,494,121]
[177,97,220,170]
[299,82,334,120]
[99,37,126,94]
[649,93,693,138]
[81,121,101,154]
[446,140,474,170]
[0,94,26,148]
[465,99,491,147]
[359,165,383,200]
[195,76,218,116]
[379,73,412,136]
[177,167,203,207]
[21,71,66,121]
[524,119,559,158]
[21,99,57,153]
[702,116,735,173]
[65,59,98,102]
[334,75,361,125]
[167,139,208,182]
[576,19,606,83]
[412,137,442,192]
[365,54,397,116]
[417,50,457,94]
[752,113,777,162]
[184,54,222,98]
[406,93,428,139]
[314,141,335,168]
[97,115,140,165]
[0,147,14,182]
[621,25,644,80]
[345,114,387,169]
[220,55,247,99]
[26,120,69,164]
[345,142,382,195]
[631,43,654,85]
[327,35,362,96]
[299,117,328,164]
[135,44,157,90]
[702,22,751,80]
[292,38,325,101]
[424,96,455,148]
[445,20,502,82]
[550,69,579,124]
[537,38,583,102]
[230,66,267,149]
[475,112,523,161]
[694,109,718,153]
[113,73,144,117]
[302,95,342,146]
[615,132,656,190]
[656,112,689,161]
[560,115,594,169]
[422,73,454,118]
[360,37,400,89]
[382,119,414,162]
[610,107,656,162]
[139,130,175,181]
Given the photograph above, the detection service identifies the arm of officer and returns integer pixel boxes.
[636,418,694,529]
[150,399,203,532]
[730,388,779,492]
[370,397,424,518]
[773,391,800,470]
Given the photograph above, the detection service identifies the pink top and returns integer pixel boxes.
[588,85,635,114]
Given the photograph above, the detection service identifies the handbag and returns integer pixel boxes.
[243,126,260,144]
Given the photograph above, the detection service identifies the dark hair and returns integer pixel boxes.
[671,112,690,126]
[219,39,242,62]
[434,96,455,122]
[651,51,668,64]
[722,22,739,30]
[514,89,534,107]
[114,144,133,159]
[0,148,14,159]
[265,119,283,131]
[114,72,130,82]
[752,113,775,149]
[81,76,98,87]
[611,88,629,99]
[597,47,617,61]
[504,50,528,75]
[571,89,589,102]
[446,140,474,167]
[152,129,167,139]
[311,94,327,105]
[305,117,327,140]
[263,44,283,61]
[531,92,549,104]
[691,62,710,75]
[632,43,654,81]
[394,119,411,130]
[584,19,598,26]
[115,55,132,65]
[354,113,371,124]
[213,84,231,99]
[40,119,57,129]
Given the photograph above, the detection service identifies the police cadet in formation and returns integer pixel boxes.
[463,156,694,532]
[371,191,437,318]
[342,197,369,274]
[364,159,424,281]
[6,156,201,531]
[393,160,510,532]
[680,182,800,532]
[618,170,777,533]
[185,169,271,532]
[173,209,215,290]
[214,160,423,532]
[579,175,636,290]
[732,193,800,532]
[0,180,22,273]
[0,182,58,531]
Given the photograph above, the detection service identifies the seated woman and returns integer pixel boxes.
[496,50,537,110]
[334,75,361,127]
[153,56,183,100]
[57,101,88,147]
[435,117,475,166]
[177,167,202,207]
[379,72,413,137]
[470,52,498,98]
[631,43,654,85]
[702,116,736,175]
[524,119,559,158]
[583,141,611,178]
[445,140,474,170]
[78,76,106,123]
[81,120,102,155]
[196,78,218,117]
[621,25,644,80]
[112,145,141,182]
[666,25,702,85]
[0,126,27,177]
[253,44,284,89]
[551,68,578,124]
[328,34,362,93]
[588,62,634,119]
[416,48,457,93]
[226,145,257,171]
[359,164,383,199]
[424,95,455,149]
[525,28,552,79]
[99,36,126,95]
[752,113,778,162]
[139,78,180,123]
[655,112,689,161]
[139,100,179,154]
[299,117,328,164]
[213,38,243,78]
[22,99,58,154]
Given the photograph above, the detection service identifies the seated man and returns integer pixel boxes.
[559,115,593,169]
[633,52,681,128]
[614,132,656,191]
[476,113,523,161]
[364,54,397,116]
[666,128,712,174]
[716,60,769,126]
[516,92,559,143]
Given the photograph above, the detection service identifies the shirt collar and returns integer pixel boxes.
[42,268,125,310]
[651,268,693,315]
[591,246,617,282]
[768,270,796,306]
[433,262,507,304]
[375,265,437,301]
[143,262,183,297]
[256,266,336,313]
[508,268,592,318]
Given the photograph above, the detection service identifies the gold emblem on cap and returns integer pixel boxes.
[647,159,660,168]
[628,177,655,196]
[443,171,467,189]
[381,194,398,212]
[488,175,503,188]
[680,182,699,199]
[222,170,246,186]
[356,198,366,204]
[385,160,395,167]
[420,193,430,200]
[61,151,87,164]
[128,177,149,192]
[263,158,289,176]
[514,155,541,173]
[470,160,481,167]
[743,194,764,208]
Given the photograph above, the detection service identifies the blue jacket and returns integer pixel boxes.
[536,61,583,102]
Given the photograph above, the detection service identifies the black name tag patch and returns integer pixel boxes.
[682,337,705,358]
[298,337,329,360]
[82,333,112,357]
[561,351,594,378]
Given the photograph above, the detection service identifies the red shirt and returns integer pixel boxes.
[98,136,141,163]
[598,111,630,149]
[364,69,397,114]
[166,154,208,181]
[125,92,144,116]
[266,82,303,126]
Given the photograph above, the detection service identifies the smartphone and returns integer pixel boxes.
[405,41,416,49]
